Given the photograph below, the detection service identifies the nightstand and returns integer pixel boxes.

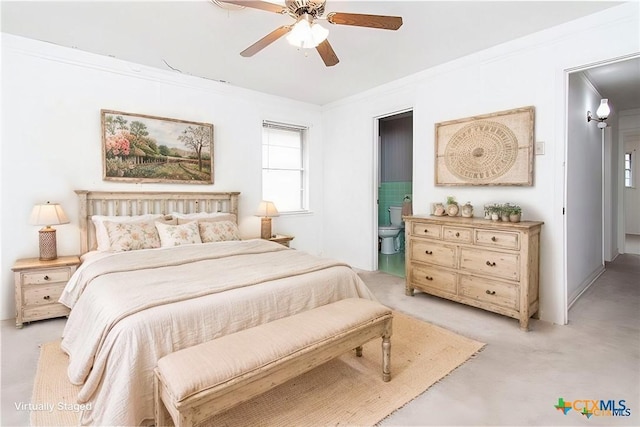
[12,255,80,328]
[268,234,294,247]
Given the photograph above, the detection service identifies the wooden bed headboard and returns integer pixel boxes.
[76,190,240,254]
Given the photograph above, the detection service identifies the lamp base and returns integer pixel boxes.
[260,217,273,240]
[39,227,58,261]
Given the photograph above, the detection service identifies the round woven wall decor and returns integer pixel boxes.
[444,120,518,183]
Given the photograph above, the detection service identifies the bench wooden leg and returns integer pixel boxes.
[382,334,391,382]
[355,345,363,357]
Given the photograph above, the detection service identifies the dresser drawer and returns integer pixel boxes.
[460,248,520,281]
[23,283,65,306]
[411,223,442,239]
[475,229,520,250]
[21,268,71,285]
[459,275,519,310]
[410,240,456,268]
[23,303,70,321]
[409,263,457,295]
[443,226,472,244]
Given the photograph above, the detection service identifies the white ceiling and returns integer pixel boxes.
[0,1,631,106]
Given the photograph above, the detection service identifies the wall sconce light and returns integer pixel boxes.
[29,201,70,260]
[255,200,279,239]
[587,98,610,129]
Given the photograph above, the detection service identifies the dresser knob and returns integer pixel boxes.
[43,295,50,300]
[43,275,50,281]
[423,229,429,233]
[455,232,460,237]
[485,290,496,295]
[425,250,433,255]
[486,261,496,267]
[425,276,433,281]
[491,236,497,242]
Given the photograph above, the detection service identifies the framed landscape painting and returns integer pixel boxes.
[434,106,534,186]
[101,110,214,184]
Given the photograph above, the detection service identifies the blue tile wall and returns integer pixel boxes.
[378,181,412,226]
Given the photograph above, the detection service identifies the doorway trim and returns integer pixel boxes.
[563,53,640,319]
[372,107,414,271]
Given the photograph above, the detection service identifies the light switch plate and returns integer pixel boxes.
[535,141,545,155]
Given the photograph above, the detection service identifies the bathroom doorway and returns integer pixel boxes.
[376,110,413,277]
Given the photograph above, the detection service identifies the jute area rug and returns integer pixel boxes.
[32,311,484,426]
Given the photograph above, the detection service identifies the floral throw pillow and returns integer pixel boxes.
[199,220,241,243]
[155,221,202,247]
[104,220,161,252]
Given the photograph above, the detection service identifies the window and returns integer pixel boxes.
[625,152,633,188]
[262,121,308,213]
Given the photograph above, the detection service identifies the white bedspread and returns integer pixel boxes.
[59,239,375,425]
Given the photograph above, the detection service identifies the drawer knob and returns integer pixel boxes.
[43,295,50,300]
[486,261,496,267]
[491,236,497,242]
[425,250,433,255]
[43,275,50,281]
[455,232,460,237]
[425,276,433,281]
[485,290,496,295]
[423,229,429,233]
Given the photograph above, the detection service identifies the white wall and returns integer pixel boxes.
[620,110,640,236]
[322,3,639,326]
[0,34,324,320]
[566,73,605,306]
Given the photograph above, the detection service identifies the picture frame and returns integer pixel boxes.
[101,110,214,184]
[434,106,534,186]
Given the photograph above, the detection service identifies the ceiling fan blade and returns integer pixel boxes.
[326,12,403,30]
[240,26,291,57]
[220,1,287,14]
[316,39,339,67]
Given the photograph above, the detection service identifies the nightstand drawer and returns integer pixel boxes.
[23,304,70,321]
[23,283,66,306]
[22,268,71,285]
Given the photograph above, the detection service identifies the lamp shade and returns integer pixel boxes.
[255,201,279,218]
[29,202,69,226]
[596,99,610,120]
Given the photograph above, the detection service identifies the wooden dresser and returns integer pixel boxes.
[404,215,543,330]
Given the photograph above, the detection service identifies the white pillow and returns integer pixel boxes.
[171,212,236,225]
[199,220,241,243]
[155,221,202,247]
[92,214,164,251]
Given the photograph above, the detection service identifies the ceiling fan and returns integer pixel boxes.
[220,0,403,66]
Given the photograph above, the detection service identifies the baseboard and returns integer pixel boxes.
[568,265,606,310]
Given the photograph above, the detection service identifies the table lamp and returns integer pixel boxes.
[255,201,279,239]
[29,202,69,260]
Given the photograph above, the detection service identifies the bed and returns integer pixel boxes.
[59,190,375,425]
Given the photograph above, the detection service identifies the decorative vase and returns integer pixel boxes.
[491,212,499,221]
[461,202,473,218]
[433,203,446,216]
[446,203,459,217]
[510,213,521,223]
[501,213,510,222]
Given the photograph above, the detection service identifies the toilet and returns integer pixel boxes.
[378,206,405,255]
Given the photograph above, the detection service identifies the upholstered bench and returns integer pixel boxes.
[154,298,393,427]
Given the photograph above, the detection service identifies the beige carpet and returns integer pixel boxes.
[32,311,484,426]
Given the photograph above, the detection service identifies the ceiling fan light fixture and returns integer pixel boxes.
[286,18,328,49]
